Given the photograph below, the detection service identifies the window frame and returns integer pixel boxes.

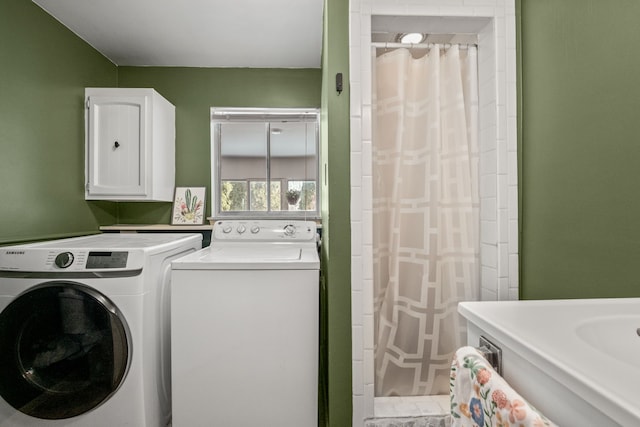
[211,107,320,220]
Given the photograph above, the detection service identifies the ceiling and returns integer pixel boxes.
[32,0,324,68]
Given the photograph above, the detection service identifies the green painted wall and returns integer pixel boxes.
[0,0,117,244]
[520,0,640,299]
[320,0,351,426]
[116,67,321,223]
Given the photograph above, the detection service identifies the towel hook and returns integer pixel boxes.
[477,336,503,375]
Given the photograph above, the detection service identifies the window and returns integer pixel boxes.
[211,108,320,218]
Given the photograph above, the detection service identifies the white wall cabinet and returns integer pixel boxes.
[85,88,175,201]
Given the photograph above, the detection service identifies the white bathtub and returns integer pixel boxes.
[458,298,640,426]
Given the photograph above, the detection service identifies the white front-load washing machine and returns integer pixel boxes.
[0,233,202,427]
[171,220,320,427]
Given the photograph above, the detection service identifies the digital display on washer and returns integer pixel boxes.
[86,251,128,269]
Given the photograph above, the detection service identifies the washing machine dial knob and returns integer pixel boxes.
[250,225,260,234]
[222,225,233,233]
[237,224,246,234]
[54,252,74,269]
[283,224,296,236]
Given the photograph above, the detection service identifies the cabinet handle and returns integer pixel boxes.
[114,141,120,148]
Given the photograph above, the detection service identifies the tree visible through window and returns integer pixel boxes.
[220,181,247,211]
[212,108,320,217]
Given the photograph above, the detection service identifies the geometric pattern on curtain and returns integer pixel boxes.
[373,45,480,396]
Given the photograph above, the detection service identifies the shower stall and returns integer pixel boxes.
[371,35,480,397]
[349,3,519,424]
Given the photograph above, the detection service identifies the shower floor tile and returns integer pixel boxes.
[374,395,450,418]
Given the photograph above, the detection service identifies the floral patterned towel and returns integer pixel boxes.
[450,346,558,427]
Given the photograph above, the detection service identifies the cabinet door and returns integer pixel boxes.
[86,95,147,197]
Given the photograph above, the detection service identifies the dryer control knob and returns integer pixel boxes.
[237,225,246,234]
[222,225,233,233]
[54,252,74,269]
[250,226,260,234]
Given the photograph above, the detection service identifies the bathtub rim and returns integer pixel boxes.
[458,297,640,426]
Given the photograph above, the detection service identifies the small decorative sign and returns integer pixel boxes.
[171,187,206,225]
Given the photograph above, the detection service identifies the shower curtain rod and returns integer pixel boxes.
[371,42,476,50]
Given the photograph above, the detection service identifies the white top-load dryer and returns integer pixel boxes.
[171,220,320,427]
[0,233,202,427]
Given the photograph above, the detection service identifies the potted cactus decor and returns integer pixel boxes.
[285,189,301,205]
[172,187,206,224]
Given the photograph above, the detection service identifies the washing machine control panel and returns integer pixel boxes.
[86,251,129,269]
[0,249,144,272]
[54,252,75,268]
[213,220,317,242]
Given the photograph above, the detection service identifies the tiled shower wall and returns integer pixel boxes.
[349,0,518,425]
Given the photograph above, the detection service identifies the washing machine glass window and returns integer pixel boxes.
[0,282,130,420]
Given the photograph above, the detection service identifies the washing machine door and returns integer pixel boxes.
[0,282,130,420]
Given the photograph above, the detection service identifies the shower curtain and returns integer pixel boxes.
[373,45,480,396]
